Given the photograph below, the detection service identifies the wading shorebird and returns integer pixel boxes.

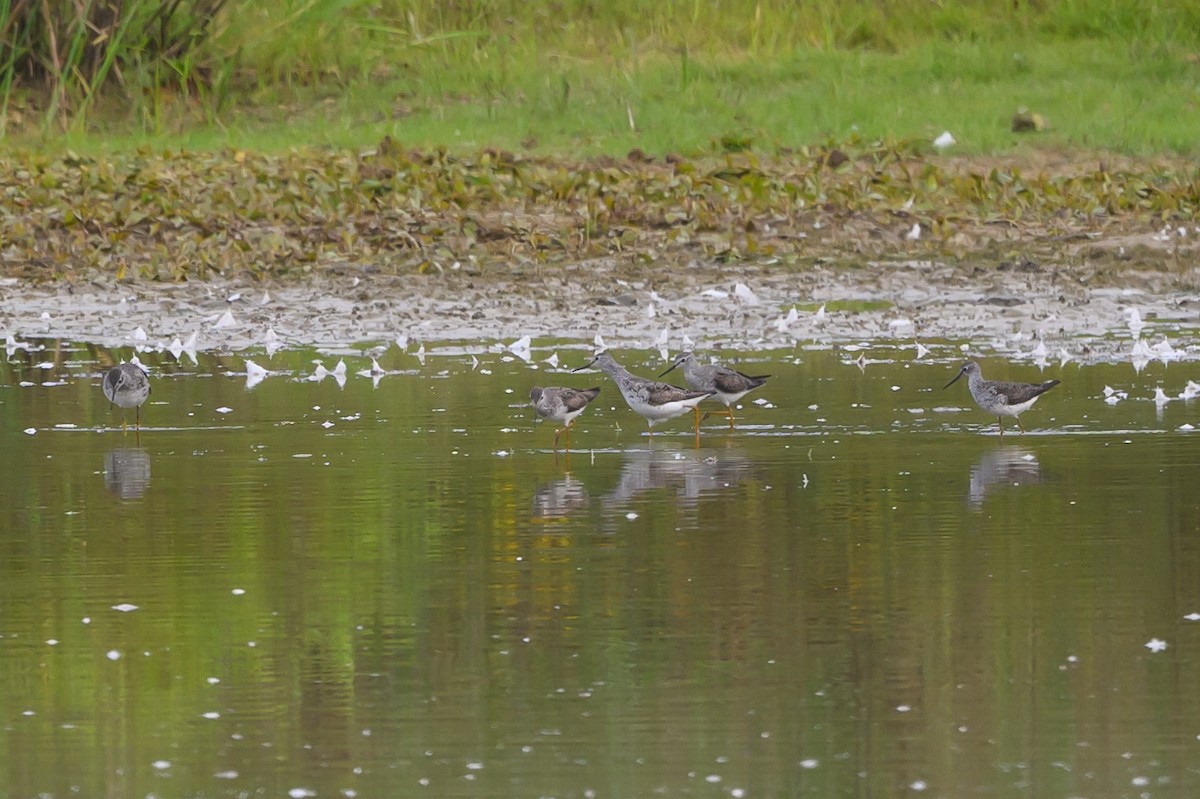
[529,386,601,452]
[659,351,770,432]
[102,362,151,433]
[944,361,1059,437]
[573,351,713,435]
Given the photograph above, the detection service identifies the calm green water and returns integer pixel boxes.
[3,340,1200,798]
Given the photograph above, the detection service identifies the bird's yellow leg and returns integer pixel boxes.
[692,406,702,434]
[997,417,1004,438]
[1016,416,1027,434]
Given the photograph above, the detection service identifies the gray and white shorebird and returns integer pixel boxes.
[943,361,1059,437]
[529,386,601,452]
[659,351,770,432]
[573,351,713,435]
[102,362,151,433]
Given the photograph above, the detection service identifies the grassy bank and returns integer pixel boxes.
[3,1,1199,156]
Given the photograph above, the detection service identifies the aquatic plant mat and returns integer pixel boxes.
[3,142,1197,286]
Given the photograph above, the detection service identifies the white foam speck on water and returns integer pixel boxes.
[213,309,236,329]
[910,779,928,791]
[245,359,268,378]
[202,711,221,719]
[800,759,819,769]
[23,428,36,435]
[1184,613,1200,621]
[215,406,233,414]
[106,650,121,661]
[214,770,239,779]
[112,604,138,612]
[288,789,316,798]
[231,588,245,596]
[46,639,58,646]
[152,760,171,770]
[1145,638,1169,652]
[508,335,532,362]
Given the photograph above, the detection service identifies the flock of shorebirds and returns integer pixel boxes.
[96,343,1060,443]
[97,347,1061,446]
[531,351,1061,451]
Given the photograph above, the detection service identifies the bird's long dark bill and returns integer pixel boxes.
[572,357,600,373]
[943,369,966,390]
[658,362,681,377]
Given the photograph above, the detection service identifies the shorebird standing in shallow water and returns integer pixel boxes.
[659,351,770,432]
[944,361,1059,437]
[574,351,713,436]
[102,362,151,433]
[529,386,601,452]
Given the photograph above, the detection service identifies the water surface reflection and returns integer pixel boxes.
[967,446,1045,509]
[103,447,153,499]
[2,341,1200,798]
[603,447,758,507]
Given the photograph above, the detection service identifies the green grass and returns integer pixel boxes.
[6,0,1200,156]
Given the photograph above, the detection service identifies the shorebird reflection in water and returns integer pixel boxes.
[968,447,1044,509]
[659,351,770,432]
[529,386,601,452]
[102,362,151,433]
[944,361,1059,437]
[573,351,713,435]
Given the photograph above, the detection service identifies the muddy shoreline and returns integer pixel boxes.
[3,147,1199,363]
[3,253,1199,364]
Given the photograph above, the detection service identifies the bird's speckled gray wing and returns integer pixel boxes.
[993,379,1059,405]
[645,381,712,405]
[713,366,769,395]
[559,386,601,412]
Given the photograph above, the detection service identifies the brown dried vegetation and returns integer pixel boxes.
[1,140,1197,283]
